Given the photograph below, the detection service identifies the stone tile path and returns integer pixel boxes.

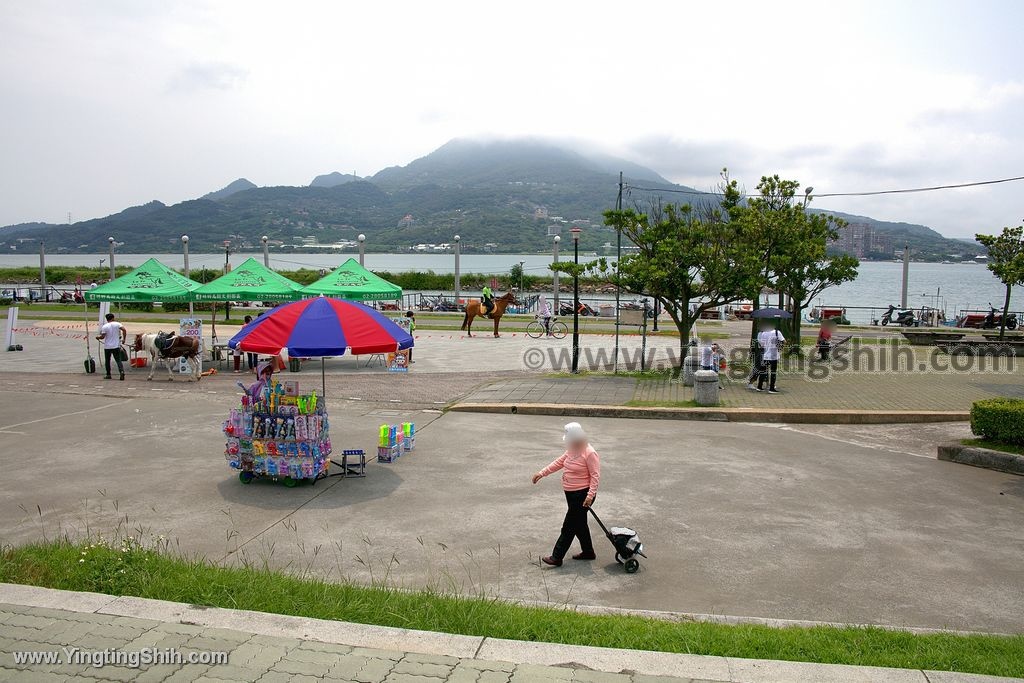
[0,602,713,683]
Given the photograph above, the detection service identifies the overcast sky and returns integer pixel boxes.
[2,0,1022,237]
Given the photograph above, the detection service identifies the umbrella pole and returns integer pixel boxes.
[321,357,326,397]
[84,301,90,359]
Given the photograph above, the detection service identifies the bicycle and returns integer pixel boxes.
[526,315,568,340]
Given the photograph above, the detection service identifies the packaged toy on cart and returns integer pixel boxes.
[377,422,414,463]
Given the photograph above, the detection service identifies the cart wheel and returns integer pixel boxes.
[624,558,640,574]
[614,552,624,565]
[282,477,298,488]
[238,471,254,485]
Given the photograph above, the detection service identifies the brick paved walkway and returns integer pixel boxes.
[0,602,711,683]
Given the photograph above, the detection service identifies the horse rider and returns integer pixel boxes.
[482,284,495,317]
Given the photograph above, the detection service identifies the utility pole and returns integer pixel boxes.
[453,235,461,307]
[39,241,47,301]
[901,244,910,310]
[571,228,582,373]
[614,171,623,373]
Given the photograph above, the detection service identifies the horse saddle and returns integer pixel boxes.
[154,332,175,353]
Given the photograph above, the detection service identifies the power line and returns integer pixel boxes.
[623,174,1024,200]
[815,175,1024,197]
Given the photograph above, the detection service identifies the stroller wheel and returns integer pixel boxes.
[624,558,640,574]
[614,552,624,565]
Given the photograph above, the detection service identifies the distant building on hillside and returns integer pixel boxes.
[547,224,561,236]
[397,214,415,228]
[831,223,894,259]
[534,207,548,220]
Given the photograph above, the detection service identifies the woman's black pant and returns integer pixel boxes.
[552,488,594,560]
[757,359,779,390]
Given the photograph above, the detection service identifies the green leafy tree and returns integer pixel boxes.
[733,175,857,348]
[976,225,1024,338]
[774,224,859,346]
[600,195,762,359]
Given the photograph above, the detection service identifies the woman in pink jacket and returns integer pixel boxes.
[532,422,601,567]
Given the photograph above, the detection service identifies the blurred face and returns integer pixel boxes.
[567,437,587,451]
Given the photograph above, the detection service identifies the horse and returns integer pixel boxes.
[461,291,518,338]
[134,332,202,382]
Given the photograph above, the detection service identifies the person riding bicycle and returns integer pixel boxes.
[482,285,495,317]
[538,295,553,336]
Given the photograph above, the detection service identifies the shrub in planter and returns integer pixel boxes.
[970,398,1024,446]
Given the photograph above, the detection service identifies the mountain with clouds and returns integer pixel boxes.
[201,178,257,201]
[309,172,361,188]
[0,139,982,258]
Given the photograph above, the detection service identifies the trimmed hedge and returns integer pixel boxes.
[970,398,1024,446]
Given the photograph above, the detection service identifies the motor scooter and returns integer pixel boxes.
[560,301,597,316]
[983,304,1019,330]
[880,304,916,326]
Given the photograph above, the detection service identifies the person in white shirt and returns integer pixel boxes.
[755,324,785,393]
[95,312,127,380]
[538,295,553,336]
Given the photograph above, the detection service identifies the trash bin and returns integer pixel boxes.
[694,369,720,406]
[288,357,301,372]
[682,355,699,386]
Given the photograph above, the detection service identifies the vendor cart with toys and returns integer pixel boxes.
[223,379,334,487]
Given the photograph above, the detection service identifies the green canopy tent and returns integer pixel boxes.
[84,258,202,303]
[301,258,402,301]
[191,258,304,302]
[81,258,203,372]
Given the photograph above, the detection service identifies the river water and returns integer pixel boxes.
[0,252,1018,322]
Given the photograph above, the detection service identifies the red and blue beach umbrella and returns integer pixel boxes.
[228,297,414,357]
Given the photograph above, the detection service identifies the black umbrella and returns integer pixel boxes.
[751,307,792,320]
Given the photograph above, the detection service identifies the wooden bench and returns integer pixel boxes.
[901,331,965,345]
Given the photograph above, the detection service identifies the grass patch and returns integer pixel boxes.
[961,438,1024,456]
[0,539,1021,676]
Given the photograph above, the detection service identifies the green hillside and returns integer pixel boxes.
[0,139,981,259]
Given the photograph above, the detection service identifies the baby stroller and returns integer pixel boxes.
[588,508,646,573]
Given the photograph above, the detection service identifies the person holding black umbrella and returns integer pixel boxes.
[756,321,785,393]
[748,307,790,394]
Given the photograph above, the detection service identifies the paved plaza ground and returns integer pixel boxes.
[0,380,1021,635]
[1,316,1022,682]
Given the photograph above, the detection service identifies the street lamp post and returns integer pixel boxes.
[182,235,192,316]
[107,237,115,281]
[262,235,270,268]
[552,236,561,311]
[571,228,582,374]
[453,235,461,307]
[223,241,232,320]
[358,234,366,267]
[39,241,47,302]
[517,260,525,294]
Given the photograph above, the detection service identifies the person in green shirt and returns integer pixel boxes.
[481,285,494,316]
